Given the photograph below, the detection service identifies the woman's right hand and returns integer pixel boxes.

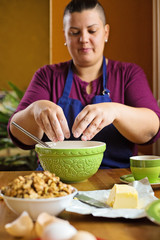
[32,100,70,142]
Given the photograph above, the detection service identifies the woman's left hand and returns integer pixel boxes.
[72,102,159,144]
[72,103,117,141]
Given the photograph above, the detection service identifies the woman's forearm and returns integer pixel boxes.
[10,100,71,145]
[113,104,160,144]
[72,102,160,143]
[10,103,44,145]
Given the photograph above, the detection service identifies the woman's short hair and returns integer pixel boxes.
[63,0,106,26]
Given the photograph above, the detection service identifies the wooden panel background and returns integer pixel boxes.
[0,0,49,90]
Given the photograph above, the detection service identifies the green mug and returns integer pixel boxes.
[130,155,160,183]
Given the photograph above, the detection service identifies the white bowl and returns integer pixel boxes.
[0,188,77,220]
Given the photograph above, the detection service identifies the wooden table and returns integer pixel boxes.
[0,169,160,240]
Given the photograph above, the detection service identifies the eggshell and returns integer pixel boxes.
[41,221,77,240]
[35,212,69,237]
[5,211,34,237]
[70,230,96,240]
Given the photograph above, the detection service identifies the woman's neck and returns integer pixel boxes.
[72,58,107,83]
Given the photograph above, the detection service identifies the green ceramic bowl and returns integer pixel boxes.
[130,155,160,183]
[35,141,106,183]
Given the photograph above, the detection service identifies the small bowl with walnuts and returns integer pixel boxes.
[0,171,77,220]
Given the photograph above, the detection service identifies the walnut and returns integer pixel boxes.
[1,171,74,199]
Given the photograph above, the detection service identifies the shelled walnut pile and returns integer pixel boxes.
[1,171,74,199]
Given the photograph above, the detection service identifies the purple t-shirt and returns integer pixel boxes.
[8,59,160,164]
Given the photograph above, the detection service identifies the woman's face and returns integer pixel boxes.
[63,9,109,67]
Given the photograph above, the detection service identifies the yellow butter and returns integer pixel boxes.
[107,184,138,209]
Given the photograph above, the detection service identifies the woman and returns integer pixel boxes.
[8,0,160,169]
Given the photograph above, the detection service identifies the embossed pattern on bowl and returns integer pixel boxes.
[35,141,106,182]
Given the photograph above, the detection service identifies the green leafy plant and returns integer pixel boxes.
[0,82,37,170]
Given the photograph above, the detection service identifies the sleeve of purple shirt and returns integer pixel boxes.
[107,60,160,144]
[7,60,160,149]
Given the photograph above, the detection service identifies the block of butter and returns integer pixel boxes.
[107,184,138,209]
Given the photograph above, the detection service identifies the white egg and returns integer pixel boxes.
[41,221,77,240]
[70,230,96,240]
[35,212,69,237]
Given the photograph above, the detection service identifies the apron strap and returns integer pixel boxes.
[62,60,73,98]
[102,56,110,96]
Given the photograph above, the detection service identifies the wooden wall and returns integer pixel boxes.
[0,0,152,90]
[0,0,49,90]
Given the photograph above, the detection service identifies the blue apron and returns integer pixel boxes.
[37,57,132,170]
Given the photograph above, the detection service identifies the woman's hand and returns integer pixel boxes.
[72,102,159,143]
[10,100,70,145]
[72,103,117,141]
[33,100,70,142]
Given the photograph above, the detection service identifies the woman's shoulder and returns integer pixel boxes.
[35,60,71,75]
[107,59,144,75]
